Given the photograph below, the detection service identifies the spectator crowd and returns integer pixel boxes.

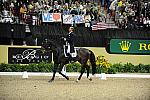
[0,0,150,29]
[109,0,150,29]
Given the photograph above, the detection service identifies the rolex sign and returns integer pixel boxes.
[8,47,52,64]
[109,39,150,54]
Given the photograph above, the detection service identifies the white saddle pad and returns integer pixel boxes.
[70,49,77,57]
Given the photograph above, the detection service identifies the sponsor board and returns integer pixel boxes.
[8,47,52,64]
[110,39,150,54]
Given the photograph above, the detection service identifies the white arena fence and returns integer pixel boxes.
[0,72,150,79]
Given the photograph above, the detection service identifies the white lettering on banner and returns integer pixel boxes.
[10,49,50,63]
[42,13,61,22]
[63,15,85,24]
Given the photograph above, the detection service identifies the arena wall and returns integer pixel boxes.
[85,47,150,65]
[0,45,149,65]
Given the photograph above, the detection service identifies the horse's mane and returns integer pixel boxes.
[46,39,62,48]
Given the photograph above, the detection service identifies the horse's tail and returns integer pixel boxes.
[89,50,96,75]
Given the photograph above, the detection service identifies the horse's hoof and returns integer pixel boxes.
[89,78,92,81]
[66,77,69,80]
[48,79,54,83]
[76,79,79,83]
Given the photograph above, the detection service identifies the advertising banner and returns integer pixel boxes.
[42,13,61,22]
[62,15,73,24]
[74,15,85,24]
[63,15,85,24]
[110,39,150,54]
[8,47,52,64]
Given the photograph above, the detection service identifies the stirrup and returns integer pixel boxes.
[69,60,74,63]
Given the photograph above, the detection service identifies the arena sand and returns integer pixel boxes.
[0,76,150,100]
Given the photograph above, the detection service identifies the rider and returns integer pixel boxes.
[67,27,75,53]
[63,26,75,62]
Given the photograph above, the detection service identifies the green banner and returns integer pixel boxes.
[110,39,150,54]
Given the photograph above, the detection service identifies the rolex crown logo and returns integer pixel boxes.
[119,41,131,52]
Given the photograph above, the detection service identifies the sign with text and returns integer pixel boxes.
[42,13,61,22]
[62,15,73,24]
[63,15,85,24]
[8,47,52,64]
[110,39,150,54]
[74,15,85,24]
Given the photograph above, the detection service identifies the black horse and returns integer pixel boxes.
[41,39,96,82]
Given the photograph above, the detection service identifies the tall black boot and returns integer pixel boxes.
[68,54,73,63]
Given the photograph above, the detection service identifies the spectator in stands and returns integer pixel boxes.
[19,4,27,22]
[53,1,61,12]
[28,1,33,10]
[97,5,106,22]
[9,2,14,17]
[134,0,143,17]
[80,4,86,15]
[127,5,135,22]
[2,8,9,17]
[1,7,13,23]
[84,11,91,27]
[109,0,118,19]
[143,16,149,28]
[0,0,149,29]
[62,3,70,14]
[70,6,78,15]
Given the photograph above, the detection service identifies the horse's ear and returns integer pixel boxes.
[45,38,48,43]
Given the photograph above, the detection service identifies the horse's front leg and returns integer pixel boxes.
[49,63,58,82]
[58,63,69,80]
[76,66,85,82]
[49,70,56,82]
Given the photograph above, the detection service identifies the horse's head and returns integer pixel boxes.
[41,39,57,53]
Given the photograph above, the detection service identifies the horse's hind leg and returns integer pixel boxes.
[86,66,89,78]
[86,66,92,81]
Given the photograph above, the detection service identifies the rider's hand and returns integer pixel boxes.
[62,37,66,41]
